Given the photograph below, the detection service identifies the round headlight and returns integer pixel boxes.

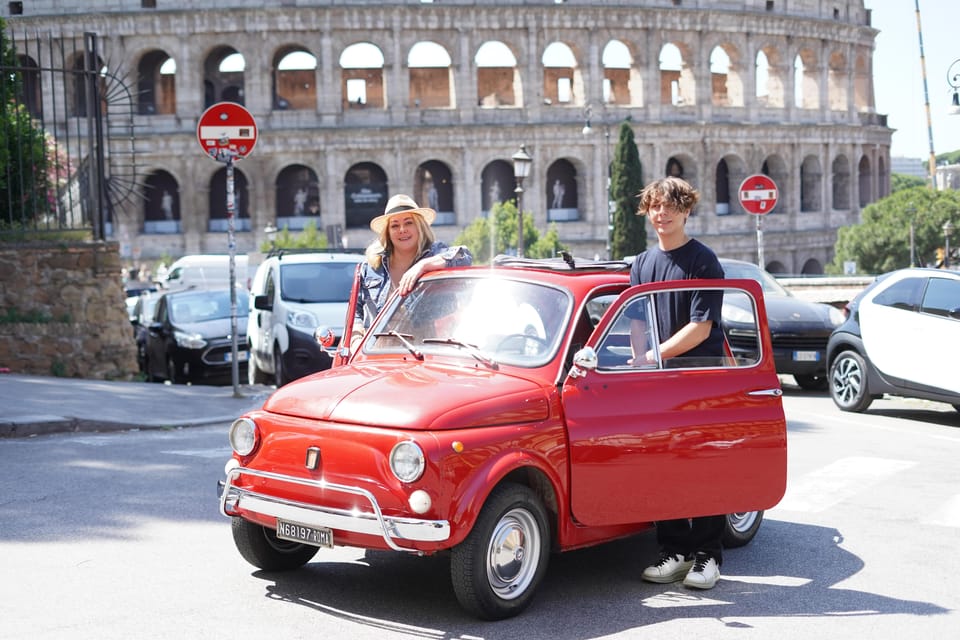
[229,418,258,456]
[390,441,425,483]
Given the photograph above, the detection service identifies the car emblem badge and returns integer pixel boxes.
[305,446,321,470]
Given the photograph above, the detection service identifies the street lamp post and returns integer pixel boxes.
[512,144,532,258]
[944,220,955,269]
[949,59,960,116]
[582,104,614,259]
[907,206,917,266]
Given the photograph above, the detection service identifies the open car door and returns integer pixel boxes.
[562,278,787,526]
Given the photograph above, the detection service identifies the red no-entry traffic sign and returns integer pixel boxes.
[197,102,258,160]
[738,174,778,215]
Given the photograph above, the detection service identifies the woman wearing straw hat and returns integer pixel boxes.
[351,194,472,348]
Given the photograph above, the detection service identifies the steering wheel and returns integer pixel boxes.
[496,333,549,355]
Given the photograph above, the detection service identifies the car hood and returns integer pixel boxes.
[176,317,248,338]
[726,293,834,329]
[262,361,551,430]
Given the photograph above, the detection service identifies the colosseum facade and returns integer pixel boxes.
[4,0,892,274]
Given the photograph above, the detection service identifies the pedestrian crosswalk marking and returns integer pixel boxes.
[922,494,960,527]
[774,456,915,513]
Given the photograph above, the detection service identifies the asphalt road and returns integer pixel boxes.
[1,386,958,639]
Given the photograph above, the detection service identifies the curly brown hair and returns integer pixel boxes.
[636,177,700,216]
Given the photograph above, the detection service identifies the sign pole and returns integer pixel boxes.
[738,174,778,271]
[756,214,764,269]
[196,102,259,398]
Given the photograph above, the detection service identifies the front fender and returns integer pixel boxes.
[440,423,569,549]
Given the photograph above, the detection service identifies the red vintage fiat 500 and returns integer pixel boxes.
[219,256,786,620]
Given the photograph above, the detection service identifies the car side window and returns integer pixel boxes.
[872,277,924,312]
[920,278,960,319]
[595,295,657,370]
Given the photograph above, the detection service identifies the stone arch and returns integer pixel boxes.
[414,160,455,225]
[543,41,583,107]
[602,39,636,106]
[831,154,850,210]
[800,258,823,275]
[878,156,889,198]
[546,159,579,222]
[481,159,514,213]
[68,51,107,117]
[275,164,320,230]
[800,155,822,212]
[857,155,872,208]
[476,41,520,107]
[344,162,388,229]
[142,169,180,234]
[659,42,695,106]
[715,154,748,215]
[409,41,454,108]
[340,42,385,110]
[766,260,787,274]
[137,49,176,115]
[828,50,847,111]
[272,46,317,111]
[755,45,785,108]
[709,43,744,107]
[761,155,789,214]
[209,166,250,231]
[204,46,245,108]
[16,54,42,117]
[793,47,818,109]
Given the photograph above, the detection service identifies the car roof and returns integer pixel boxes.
[263,248,365,265]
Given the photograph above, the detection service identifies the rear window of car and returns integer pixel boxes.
[920,278,960,319]
[872,277,925,312]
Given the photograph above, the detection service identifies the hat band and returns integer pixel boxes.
[386,205,417,214]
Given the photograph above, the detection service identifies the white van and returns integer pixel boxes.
[247,250,363,386]
[161,254,249,291]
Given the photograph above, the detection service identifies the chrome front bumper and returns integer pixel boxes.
[219,466,450,552]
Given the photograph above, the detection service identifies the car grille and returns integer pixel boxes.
[203,338,248,366]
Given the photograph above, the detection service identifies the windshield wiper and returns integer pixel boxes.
[423,337,498,370]
[373,331,423,360]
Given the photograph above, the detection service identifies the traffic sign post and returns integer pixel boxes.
[197,102,258,397]
[738,174,779,269]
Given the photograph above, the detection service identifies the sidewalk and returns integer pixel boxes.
[0,374,273,437]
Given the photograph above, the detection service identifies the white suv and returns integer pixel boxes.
[247,250,363,386]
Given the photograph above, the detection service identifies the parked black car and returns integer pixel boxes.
[144,288,250,385]
[720,259,845,390]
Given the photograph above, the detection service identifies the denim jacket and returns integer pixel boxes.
[354,242,473,329]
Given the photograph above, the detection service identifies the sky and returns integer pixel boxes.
[864,0,960,159]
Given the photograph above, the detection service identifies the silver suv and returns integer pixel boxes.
[247,250,363,386]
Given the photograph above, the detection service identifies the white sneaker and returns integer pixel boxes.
[682,553,720,589]
[642,552,693,583]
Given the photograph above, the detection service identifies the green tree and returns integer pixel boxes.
[454,200,568,264]
[609,121,645,260]
[827,186,960,274]
[1,21,51,228]
[259,219,329,252]
[890,173,925,193]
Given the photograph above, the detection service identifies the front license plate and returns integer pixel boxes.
[792,350,820,362]
[275,519,333,548]
[224,351,249,363]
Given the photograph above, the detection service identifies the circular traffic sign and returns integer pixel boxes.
[738,174,778,215]
[197,102,258,160]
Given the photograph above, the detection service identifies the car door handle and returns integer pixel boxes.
[748,388,783,397]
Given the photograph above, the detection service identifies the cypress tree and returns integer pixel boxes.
[609,121,645,260]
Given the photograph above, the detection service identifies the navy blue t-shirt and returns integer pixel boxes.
[628,238,725,359]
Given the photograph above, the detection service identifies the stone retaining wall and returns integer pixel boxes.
[0,243,139,379]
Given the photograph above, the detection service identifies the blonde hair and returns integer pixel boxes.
[636,177,700,216]
[365,212,437,269]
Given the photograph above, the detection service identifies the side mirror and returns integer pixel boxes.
[254,294,272,311]
[569,346,598,378]
[314,326,335,348]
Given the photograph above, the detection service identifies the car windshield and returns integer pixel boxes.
[280,262,357,303]
[721,261,790,297]
[169,290,249,323]
[365,275,572,368]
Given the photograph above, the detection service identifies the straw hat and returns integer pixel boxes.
[369,194,436,234]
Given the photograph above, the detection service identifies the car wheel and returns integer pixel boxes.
[231,517,318,571]
[723,511,764,548]
[450,483,550,620]
[829,350,873,412]
[248,354,270,385]
[273,346,287,387]
[793,374,828,391]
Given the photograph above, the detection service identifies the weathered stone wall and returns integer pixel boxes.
[0,243,139,379]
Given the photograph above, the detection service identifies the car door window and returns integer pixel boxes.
[872,277,924,312]
[920,278,960,319]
